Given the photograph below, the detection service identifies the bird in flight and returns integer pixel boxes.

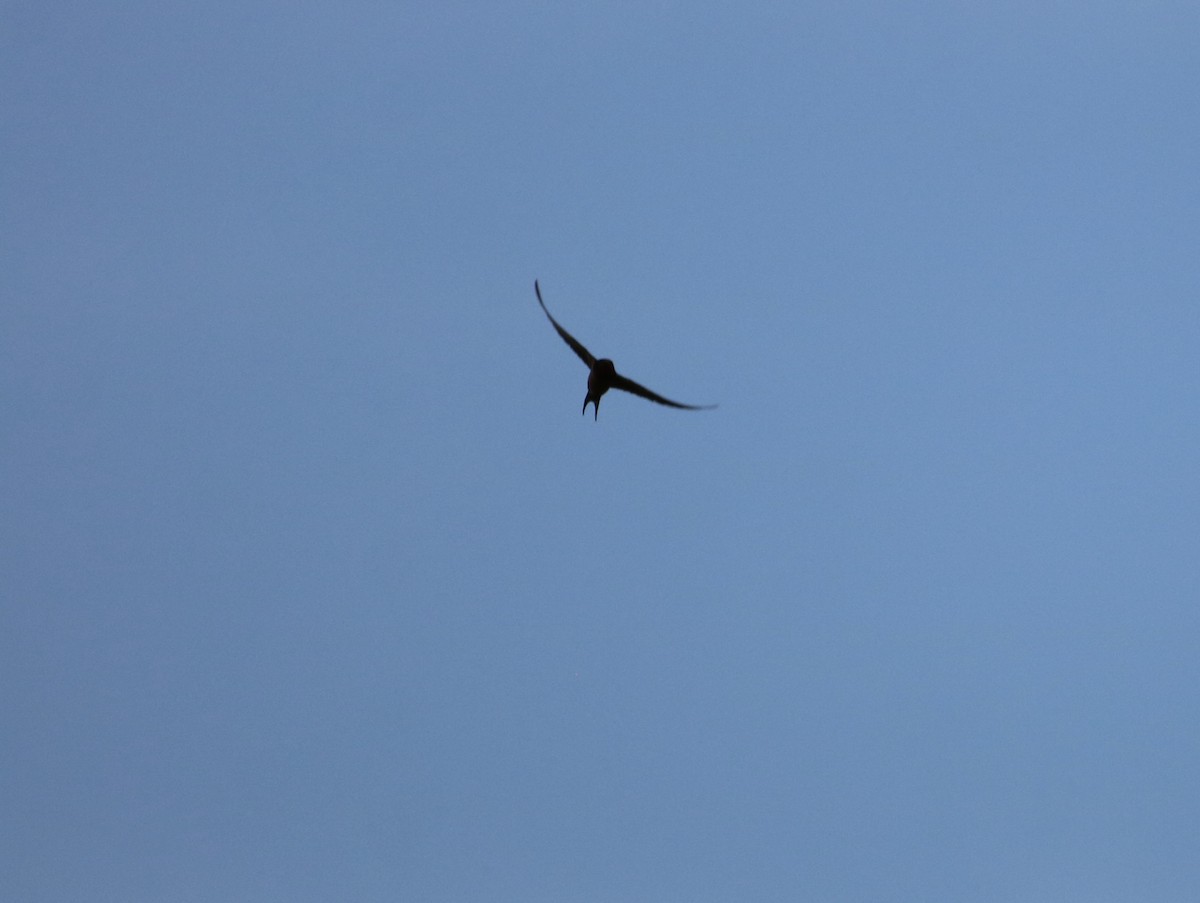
[535,280,717,420]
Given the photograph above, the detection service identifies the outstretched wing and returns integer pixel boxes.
[610,372,717,410]
[535,280,595,368]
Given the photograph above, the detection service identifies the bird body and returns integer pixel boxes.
[535,280,715,420]
[584,358,617,419]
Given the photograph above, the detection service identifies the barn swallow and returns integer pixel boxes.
[535,280,717,420]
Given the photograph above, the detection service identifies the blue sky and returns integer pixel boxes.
[3,3,1198,900]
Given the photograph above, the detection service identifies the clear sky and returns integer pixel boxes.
[3,3,1198,901]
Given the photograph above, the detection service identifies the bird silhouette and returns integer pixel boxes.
[535,280,717,420]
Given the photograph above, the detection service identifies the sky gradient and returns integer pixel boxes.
[4,3,1199,901]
